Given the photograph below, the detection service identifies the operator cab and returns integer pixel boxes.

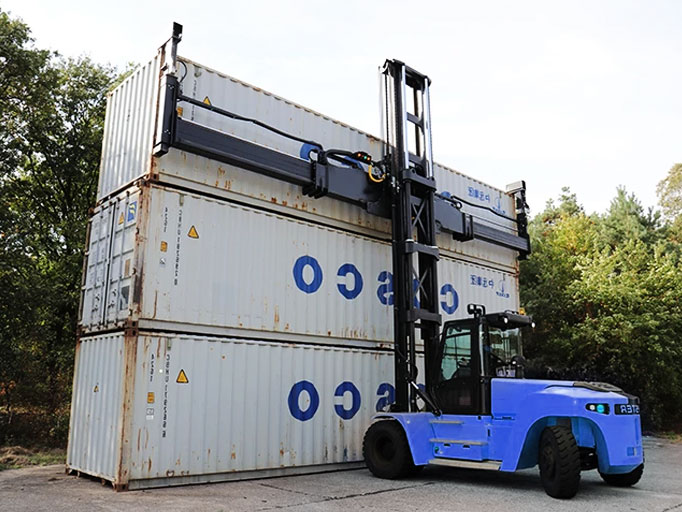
[432,304,534,415]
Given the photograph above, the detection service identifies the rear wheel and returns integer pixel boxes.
[538,426,581,499]
[599,464,644,487]
[363,420,417,479]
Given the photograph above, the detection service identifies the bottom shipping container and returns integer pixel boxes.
[67,331,418,490]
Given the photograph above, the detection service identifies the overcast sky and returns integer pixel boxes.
[4,0,680,215]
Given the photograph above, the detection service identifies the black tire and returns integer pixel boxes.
[599,464,644,487]
[363,420,417,479]
[538,426,581,499]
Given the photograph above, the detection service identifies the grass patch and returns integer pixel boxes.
[0,446,65,471]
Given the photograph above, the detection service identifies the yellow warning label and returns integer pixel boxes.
[118,213,124,225]
[160,241,168,252]
[147,392,155,404]
[176,369,189,384]
[187,226,199,239]
[93,385,99,393]
[203,96,211,106]
[177,106,184,116]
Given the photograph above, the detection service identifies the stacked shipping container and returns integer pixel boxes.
[68,42,524,489]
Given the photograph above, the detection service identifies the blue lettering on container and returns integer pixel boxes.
[293,255,323,294]
[440,283,458,314]
[375,382,395,412]
[334,381,361,419]
[377,271,394,305]
[288,380,320,421]
[337,263,363,299]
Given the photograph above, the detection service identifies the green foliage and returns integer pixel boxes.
[522,183,682,430]
[0,9,119,446]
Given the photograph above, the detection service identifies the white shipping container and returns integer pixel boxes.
[79,184,520,345]
[68,331,419,490]
[96,52,521,270]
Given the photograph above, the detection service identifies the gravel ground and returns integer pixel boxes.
[0,436,680,511]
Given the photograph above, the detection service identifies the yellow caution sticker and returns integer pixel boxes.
[93,385,99,393]
[147,392,155,404]
[118,213,124,225]
[177,106,184,116]
[176,369,189,384]
[187,225,199,239]
[160,241,168,252]
[203,96,211,106]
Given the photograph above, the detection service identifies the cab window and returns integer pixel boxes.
[440,325,472,381]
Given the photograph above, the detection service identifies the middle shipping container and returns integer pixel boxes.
[79,183,520,347]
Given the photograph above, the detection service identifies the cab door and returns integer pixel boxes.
[432,320,481,414]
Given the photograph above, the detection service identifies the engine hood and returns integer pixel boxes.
[490,378,631,418]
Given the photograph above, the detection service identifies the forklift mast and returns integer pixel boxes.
[383,61,441,413]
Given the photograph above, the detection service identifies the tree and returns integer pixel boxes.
[0,9,118,444]
[521,186,682,430]
[657,163,682,242]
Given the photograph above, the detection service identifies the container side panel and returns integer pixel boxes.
[67,333,126,480]
[126,186,518,342]
[97,55,161,201]
[128,335,403,480]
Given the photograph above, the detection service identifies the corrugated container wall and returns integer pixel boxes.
[79,184,519,345]
[95,54,520,271]
[68,332,422,490]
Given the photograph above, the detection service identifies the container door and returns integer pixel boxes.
[80,201,117,330]
[79,189,140,331]
[102,191,139,326]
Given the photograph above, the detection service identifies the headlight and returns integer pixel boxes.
[585,403,610,415]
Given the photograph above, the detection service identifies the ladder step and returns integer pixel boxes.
[406,112,422,127]
[408,152,426,167]
[407,309,441,323]
[429,419,464,425]
[402,241,439,258]
[429,439,487,446]
[428,459,501,471]
[402,170,436,191]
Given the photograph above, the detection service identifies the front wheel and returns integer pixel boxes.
[363,420,417,479]
[599,464,644,487]
[538,426,581,499]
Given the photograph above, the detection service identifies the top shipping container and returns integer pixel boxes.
[96,52,522,272]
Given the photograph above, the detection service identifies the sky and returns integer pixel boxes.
[3,0,680,215]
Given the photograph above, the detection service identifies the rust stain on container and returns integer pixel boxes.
[274,306,280,326]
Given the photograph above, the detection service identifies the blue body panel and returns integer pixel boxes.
[375,378,643,475]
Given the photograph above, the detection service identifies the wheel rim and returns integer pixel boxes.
[540,444,556,479]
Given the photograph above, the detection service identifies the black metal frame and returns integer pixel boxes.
[152,81,530,254]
